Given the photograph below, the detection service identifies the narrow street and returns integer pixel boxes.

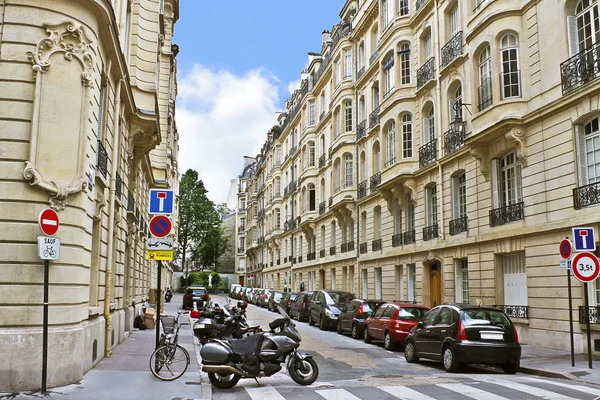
[208,296,600,400]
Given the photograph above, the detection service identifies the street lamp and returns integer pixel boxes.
[450,100,469,134]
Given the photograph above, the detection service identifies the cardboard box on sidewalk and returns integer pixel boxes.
[144,308,155,329]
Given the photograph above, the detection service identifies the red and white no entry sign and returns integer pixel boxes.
[571,252,600,283]
[38,208,59,236]
[149,215,172,238]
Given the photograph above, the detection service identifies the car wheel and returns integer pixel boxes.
[351,323,360,339]
[502,362,519,374]
[404,340,419,363]
[363,326,372,343]
[442,345,461,373]
[308,313,315,326]
[384,332,396,351]
[337,321,343,334]
[319,315,326,330]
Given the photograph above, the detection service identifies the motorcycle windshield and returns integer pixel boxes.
[277,305,290,320]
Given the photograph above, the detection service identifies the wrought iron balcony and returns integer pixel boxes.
[330,246,336,256]
[284,256,288,263]
[135,207,139,221]
[238,226,245,233]
[288,180,297,193]
[298,256,303,263]
[319,154,325,168]
[96,140,108,178]
[368,106,380,129]
[293,257,297,264]
[473,0,486,12]
[385,157,396,168]
[341,242,348,253]
[357,65,366,80]
[369,50,379,66]
[127,191,135,212]
[494,305,529,319]
[579,305,600,324]
[270,261,273,267]
[416,0,427,10]
[573,181,600,209]
[441,31,462,68]
[331,22,352,49]
[258,236,265,244]
[372,238,382,251]
[489,202,524,227]
[328,197,333,207]
[478,77,493,111]
[357,180,367,200]
[423,224,439,241]
[284,187,289,197]
[115,173,122,199]
[419,138,437,168]
[277,259,281,265]
[369,172,381,193]
[357,119,366,140]
[444,127,465,155]
[335,185,341,193]
[449,216,468,235]
[308,252,316,261]
[320,249,325,258]
[319,201,326,215]
[329,147,333,159]
[416,57,435,89]
[359,242,368,254]
[403,229,416,244]
[392,233,403,247]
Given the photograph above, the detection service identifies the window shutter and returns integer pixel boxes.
[567,16,579,57]
[449,98,456,123]
[491,158,500,208]
[455,262,463,303]
[422,117,430,144]
[574,124,587,186]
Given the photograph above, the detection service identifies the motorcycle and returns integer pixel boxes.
[165,289,172,303]
[194,301,259,344]
[200,304,319,389]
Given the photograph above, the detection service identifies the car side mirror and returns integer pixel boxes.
[416,321,424,329]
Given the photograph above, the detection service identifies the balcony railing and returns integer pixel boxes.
[579,306,600,324]
[320,249,325,258]
[96,140,108,178]
[494,305,529,319]
[372,238,382,251]
[347,241,355,251]
[330,246,336,256]
[357,119,366,140]
[423,224,439,241]
[416,57,435,89]
[573,181,600,210]
[392,233,403,247]
[385,156,396,168]
[560,43,600,95]
[359,242,368,254]
[293,257,297,264]
[444,127,465,155]
[357,180,367,200]
[419,138,437,168]
[319,201,326,215]
[115,173,122,199]
[307,252,316,261]
[357,65,366,80]
[369,172,381,193]
[127,191,134,212]
[403,229,416,244]
[341,242,348,253]
[449,216,468,235]
[369,50,379,66]
[298,256,303,263]
[284,256,288,263]
[473,0,486,12]
[441,31,462,68]
[368,106,380,129]
[319,154,325,168]
[328,197,333,207]
[478,77,493,111]
[489,202,524,227]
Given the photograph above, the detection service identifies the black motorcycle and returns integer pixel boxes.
[165,289,172,303]
[194,301,259,343]
[200,305,319,389]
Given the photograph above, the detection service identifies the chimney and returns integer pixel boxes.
[322,30,331,45]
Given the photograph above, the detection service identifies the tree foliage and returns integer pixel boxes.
[192,225,230,272]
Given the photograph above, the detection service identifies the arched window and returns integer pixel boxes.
[320,178,326,203]
[334,159,342,192]
[575,0,600,54]
[478,46,492,110]
[386,121,396,166]
[275,209,281,229]
[423,104,435,143]
[344,154,353,188]
[373,206,382,240]
[275,177,281,196]
[360,151,367,181]
[383,52,394,96]
[500,34,521,98]
[372,141,381,173]
[344,100,353,132]
[449,84,463,122]
[308,141,316,167]
[402,113,413,158]
[308,184,316,211]
[335,109,342,137]
[426,183,438,226]
[399,43,411,85]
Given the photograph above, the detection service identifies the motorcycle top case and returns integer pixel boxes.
[200,341,232,364]
[193,318,219,339]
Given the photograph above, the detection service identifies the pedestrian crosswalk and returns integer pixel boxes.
[212,376,600,400]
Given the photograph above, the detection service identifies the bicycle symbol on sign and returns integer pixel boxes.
[43,246,56,258]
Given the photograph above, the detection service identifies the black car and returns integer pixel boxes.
[290,291,313,321]
[404,304,521,373]
[281,292,299,316]
[337,299,385,339]
[309,290,356,330]
[268,291,284,312]
[182,286,209,309]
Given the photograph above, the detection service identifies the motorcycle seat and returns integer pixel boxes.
[269,318,286,331]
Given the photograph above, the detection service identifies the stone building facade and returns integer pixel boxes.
[241,0,600,354]
[0,0,180,391]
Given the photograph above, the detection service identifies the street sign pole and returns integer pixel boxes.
[584,282,593,369]
[155,260,162,350]
[41,259,49,393]
[567,270,575,367]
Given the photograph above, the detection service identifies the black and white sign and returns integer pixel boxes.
[571,252,600,283]
[38,236,60,260]
[147,238,174,251]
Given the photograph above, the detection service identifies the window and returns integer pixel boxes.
[344,154,353,188]
[405,194,415,231]
[398,0,409,16]
[362,269,368,299]
[424,33,433,60]
[321,225,326,249]
[336,58,342,85]
[309,184,316,211]
[574,0,600,55]
[394,201,402,234]
[402,114,413,158]
[386,121,396,166]
[449,85,463,123]
[383,0,393,28]
[494,152,522,208]
[407,263,416,302]
[383,53,394,96]
[309,142,315,167]
[478,46,492,110]
[423,105,435,143]
[396,265,405,300]
[239,217,245,229]
[332,268,336,290]
[240,198,246,210]
[344,100,353,132]
[455,259,469,303]
[452,172,467,219]
[426,184,438,225]
[335,110,342,137]
[500,34,521,98]
[238,237,245,252]
[309,101,315,125]
[373,141,381,173]
[374,206,382,239]
[450,5,459,35]
[335,159,342,191]
[502,253,527,306]
[331,221,337,247]
[97,83,107,141]
[276,209,281,228]
[344,48,352,79]
[361,211,367,242]
[373,84,380,109]
[375,268,382,299]
[399,43,411,85]
[359,43,365,69]
[320,92,326,115]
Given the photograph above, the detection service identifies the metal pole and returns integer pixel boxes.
[567,270,575,367]
[584,282,593,369]
[42,259,49,392]
[155,260,162,350]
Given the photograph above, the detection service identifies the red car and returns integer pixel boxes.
[364,303,430,350]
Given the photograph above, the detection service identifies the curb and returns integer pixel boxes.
[189,317,213,400]
[519,366,600,387]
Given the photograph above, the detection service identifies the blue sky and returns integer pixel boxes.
[174,1,345,204]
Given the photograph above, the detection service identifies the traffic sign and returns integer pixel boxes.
[146,250,174,260]
[38,236,60,260]
[38,209,59,236]
[149,189,174,215]
[572,227,596,252]
[571,252,600,283]
[559,239,573,259]
[560,260,572,270]
[149,215,172,238]
[147,238,174,251]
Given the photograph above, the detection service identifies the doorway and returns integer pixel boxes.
[320,269,325,289]
[430,264,441,307]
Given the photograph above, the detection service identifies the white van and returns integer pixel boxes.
[229,283,241,298]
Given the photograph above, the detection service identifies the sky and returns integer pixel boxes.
[174,0,346,205]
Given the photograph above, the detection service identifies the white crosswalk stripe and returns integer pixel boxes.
[437,383,510,400]
[472,377,581,400]
[379,386,437,400]
[316,388,362,400]
[245,385,287,400]
[524,377,600,397]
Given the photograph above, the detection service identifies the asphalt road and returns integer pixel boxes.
[208,295,600,400]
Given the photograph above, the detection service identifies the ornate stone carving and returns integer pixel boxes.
[23,161,87,211]
[93,187,108,221]
[422,250,441,263]
[470,146,491,181]
[505,126,527,167]
[403,179,417,203]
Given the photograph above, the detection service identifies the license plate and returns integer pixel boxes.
[480,332,504,340]
[196,324,205,329]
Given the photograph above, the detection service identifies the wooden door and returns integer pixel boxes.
[430,265,441,307]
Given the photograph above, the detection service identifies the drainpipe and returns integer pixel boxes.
[104,79,123,358]
[433,0,445,241]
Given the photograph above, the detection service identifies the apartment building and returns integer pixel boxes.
[0,0,180,390]
[235,157,255,285]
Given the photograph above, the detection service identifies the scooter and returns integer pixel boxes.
[164,289,172,303]
[200,305,319,389]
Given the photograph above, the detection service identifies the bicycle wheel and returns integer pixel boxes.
[149,344,190,381]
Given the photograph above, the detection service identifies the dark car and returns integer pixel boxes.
[364,303,429,350]
[268,291,284,312]
[309,290,356,330]
[281,292,298,316]
[256,289,272,308]
[182,286,208,309]
[404,304,521,373]
[337,299,385,339]
[290,291,313,321]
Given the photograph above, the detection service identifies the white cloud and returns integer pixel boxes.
[177,65,280,204]
[287,78,301,95]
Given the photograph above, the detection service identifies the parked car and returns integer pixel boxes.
[229,284,241,298]
[309,290,356,330]
[249,288,261,304]
[363,303,429,350]
[256,289,272,308]
[404,304,521,373]
[268,291,284,311]
[243,287,254,302]
[182,286,208,309]
[290,291,313,321]
[337,299,386,339]
[281,292,299,316]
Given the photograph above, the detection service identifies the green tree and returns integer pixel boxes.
[193,225,230,272]
[211,272,221,288]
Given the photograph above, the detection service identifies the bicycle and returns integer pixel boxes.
[149,310,190,381]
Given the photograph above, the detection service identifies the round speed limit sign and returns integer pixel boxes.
[571,252,600,283]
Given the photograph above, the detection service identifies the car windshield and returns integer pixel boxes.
[398,307,427,321]
[324,292,355,305]
[274,292,283,299]
[365,301,384,312]
[463,309,512,326]
[290,294,297,300]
